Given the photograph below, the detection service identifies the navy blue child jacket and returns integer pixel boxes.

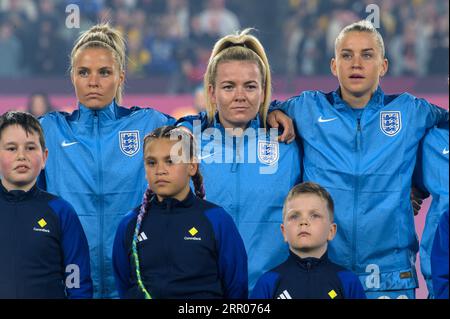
[0,182,92,298]
[113,191,248,299]
[251,250,366,299]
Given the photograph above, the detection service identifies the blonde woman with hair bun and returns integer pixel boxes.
[39,24,175,298]
[177,29,302,293]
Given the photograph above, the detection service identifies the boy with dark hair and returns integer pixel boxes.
[0,111,92,298]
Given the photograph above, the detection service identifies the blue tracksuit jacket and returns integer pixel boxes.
[112,191,248,299]
[414,121,449,296]
[431,210,449,299]
[0,182,92,298]
[272,87,448,292]
[177,113,302,292]
[39,101,174,298]
[251,250,366,299]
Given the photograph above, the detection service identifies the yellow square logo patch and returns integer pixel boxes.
[188,227,198,236]
[38,218,47,228]
[328,290,337,299]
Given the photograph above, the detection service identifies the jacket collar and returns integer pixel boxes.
[289,249,329,271]
[150,190,195,211]
[0,181,39,202]
[76,100,118,121]
[332,86,384,111]
[211,112,263,131]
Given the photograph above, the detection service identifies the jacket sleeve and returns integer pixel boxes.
[37,115,51,191]
[112,213,135,299]
[162,112,177,126]
[49,198,93,299]
[337,271,367,299]
[205,207,248,299]
[413,123,449,294]
[412,135,429,195]
[175,111,209,132]
[144,108,176,126]
[250,272,279,299]
[431,210,449,299]
[269,94,306,120]
[416,98,448,129]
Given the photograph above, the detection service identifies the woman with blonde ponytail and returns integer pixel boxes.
[39,24,175,298]
[177,29,302,293]
[203,28,272,127]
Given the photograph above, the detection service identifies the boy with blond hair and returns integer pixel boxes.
[251,182,365,299]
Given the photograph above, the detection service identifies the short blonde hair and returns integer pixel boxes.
[70,24,126,104]
[335,20,385,58]
[204,29,272,128]
[282,182,335,222]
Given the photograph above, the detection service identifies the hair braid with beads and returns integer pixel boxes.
[131,126,204,298]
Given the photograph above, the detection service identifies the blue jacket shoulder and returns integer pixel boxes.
[250,271,280,299]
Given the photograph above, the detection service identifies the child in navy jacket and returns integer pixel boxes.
[251,182,365,299]
[113,126,247,299]
[0,111,92,298]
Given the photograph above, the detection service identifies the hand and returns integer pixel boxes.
[267,110,296,144]
[411,187,429,216]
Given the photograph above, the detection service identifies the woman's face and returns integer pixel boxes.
[209,60,264,130]
[71,47,124,109]
[331,31,388,104]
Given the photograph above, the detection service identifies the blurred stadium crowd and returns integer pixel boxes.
[0,0,448,93]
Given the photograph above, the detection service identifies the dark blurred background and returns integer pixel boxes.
[0,0,448,95]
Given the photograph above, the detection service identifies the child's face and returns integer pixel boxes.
[331,31,388,102]
[144,139,197,202]
[0,125,48,191]
[281,194,337,259]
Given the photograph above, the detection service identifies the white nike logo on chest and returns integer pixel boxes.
[318,116,337,123]
[61,141,79,147]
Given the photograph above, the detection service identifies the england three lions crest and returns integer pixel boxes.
[119,131,140,156]
[380,111,402,137]
[258,141,279,165]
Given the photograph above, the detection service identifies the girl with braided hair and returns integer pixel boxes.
[112,126,247,299]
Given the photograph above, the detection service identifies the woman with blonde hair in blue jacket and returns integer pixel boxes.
[39,24,175,298]
[178,29,302,293]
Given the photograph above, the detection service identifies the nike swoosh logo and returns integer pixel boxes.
[61,141,79,147]
[443,148,449,155]
[318,116,337,123]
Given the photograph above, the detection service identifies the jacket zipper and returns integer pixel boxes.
[162,201,172,298]
[94,111,105,297]
[306,261,312,298]
[352,118,362,272]
[232,136,241,227]
[13,202,18,297]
